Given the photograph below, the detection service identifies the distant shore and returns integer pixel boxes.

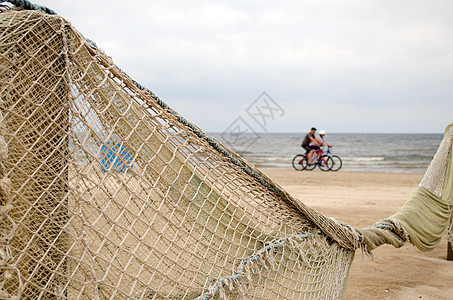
[260,169,453,300]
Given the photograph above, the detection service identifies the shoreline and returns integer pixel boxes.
[259,167,426,174]
[260,168,427,173]
[258,169,453,300]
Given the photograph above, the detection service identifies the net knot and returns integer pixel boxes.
[0,204,13,216]
[370,218,410,242]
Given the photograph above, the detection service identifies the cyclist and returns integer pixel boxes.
[301,127,320,164]
[308,130,333,163]
[312,130,332,148]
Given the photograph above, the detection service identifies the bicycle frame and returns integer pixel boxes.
[306,146,330,163]
[303,148,330,171]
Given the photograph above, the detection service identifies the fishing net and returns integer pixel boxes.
[0,3,452,299]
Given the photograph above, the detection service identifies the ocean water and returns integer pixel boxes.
[210,132,444,174]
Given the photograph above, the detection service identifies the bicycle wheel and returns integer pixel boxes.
[292,154,305,171]
[319,156,333,171]
[302,157,316,170]
[330,155,342,171]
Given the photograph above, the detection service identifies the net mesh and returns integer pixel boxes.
[0,6,451,300]
[0,9,357,299]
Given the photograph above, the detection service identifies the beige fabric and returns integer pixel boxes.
[390,187,451,251]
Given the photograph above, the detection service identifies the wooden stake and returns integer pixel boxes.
[448,241,453,261]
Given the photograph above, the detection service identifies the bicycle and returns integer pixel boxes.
[292,148,333,171]
[324,146,342,171]
[292,146,342,171]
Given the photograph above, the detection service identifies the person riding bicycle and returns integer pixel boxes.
[308,130,332,163]
[301,127,320,164]
[293,129,342,171]
[311,130,332,148]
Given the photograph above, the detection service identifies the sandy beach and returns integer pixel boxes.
[261,169,453,300]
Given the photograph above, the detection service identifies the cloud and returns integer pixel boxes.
[39,0,453,132]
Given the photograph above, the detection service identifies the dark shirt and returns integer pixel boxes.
[302,133,315,147]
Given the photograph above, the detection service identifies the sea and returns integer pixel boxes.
[210,132,444,174]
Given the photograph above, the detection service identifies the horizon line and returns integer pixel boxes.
[207,131,444,135]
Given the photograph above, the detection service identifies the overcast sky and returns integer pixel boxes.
[35,0,453,133]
